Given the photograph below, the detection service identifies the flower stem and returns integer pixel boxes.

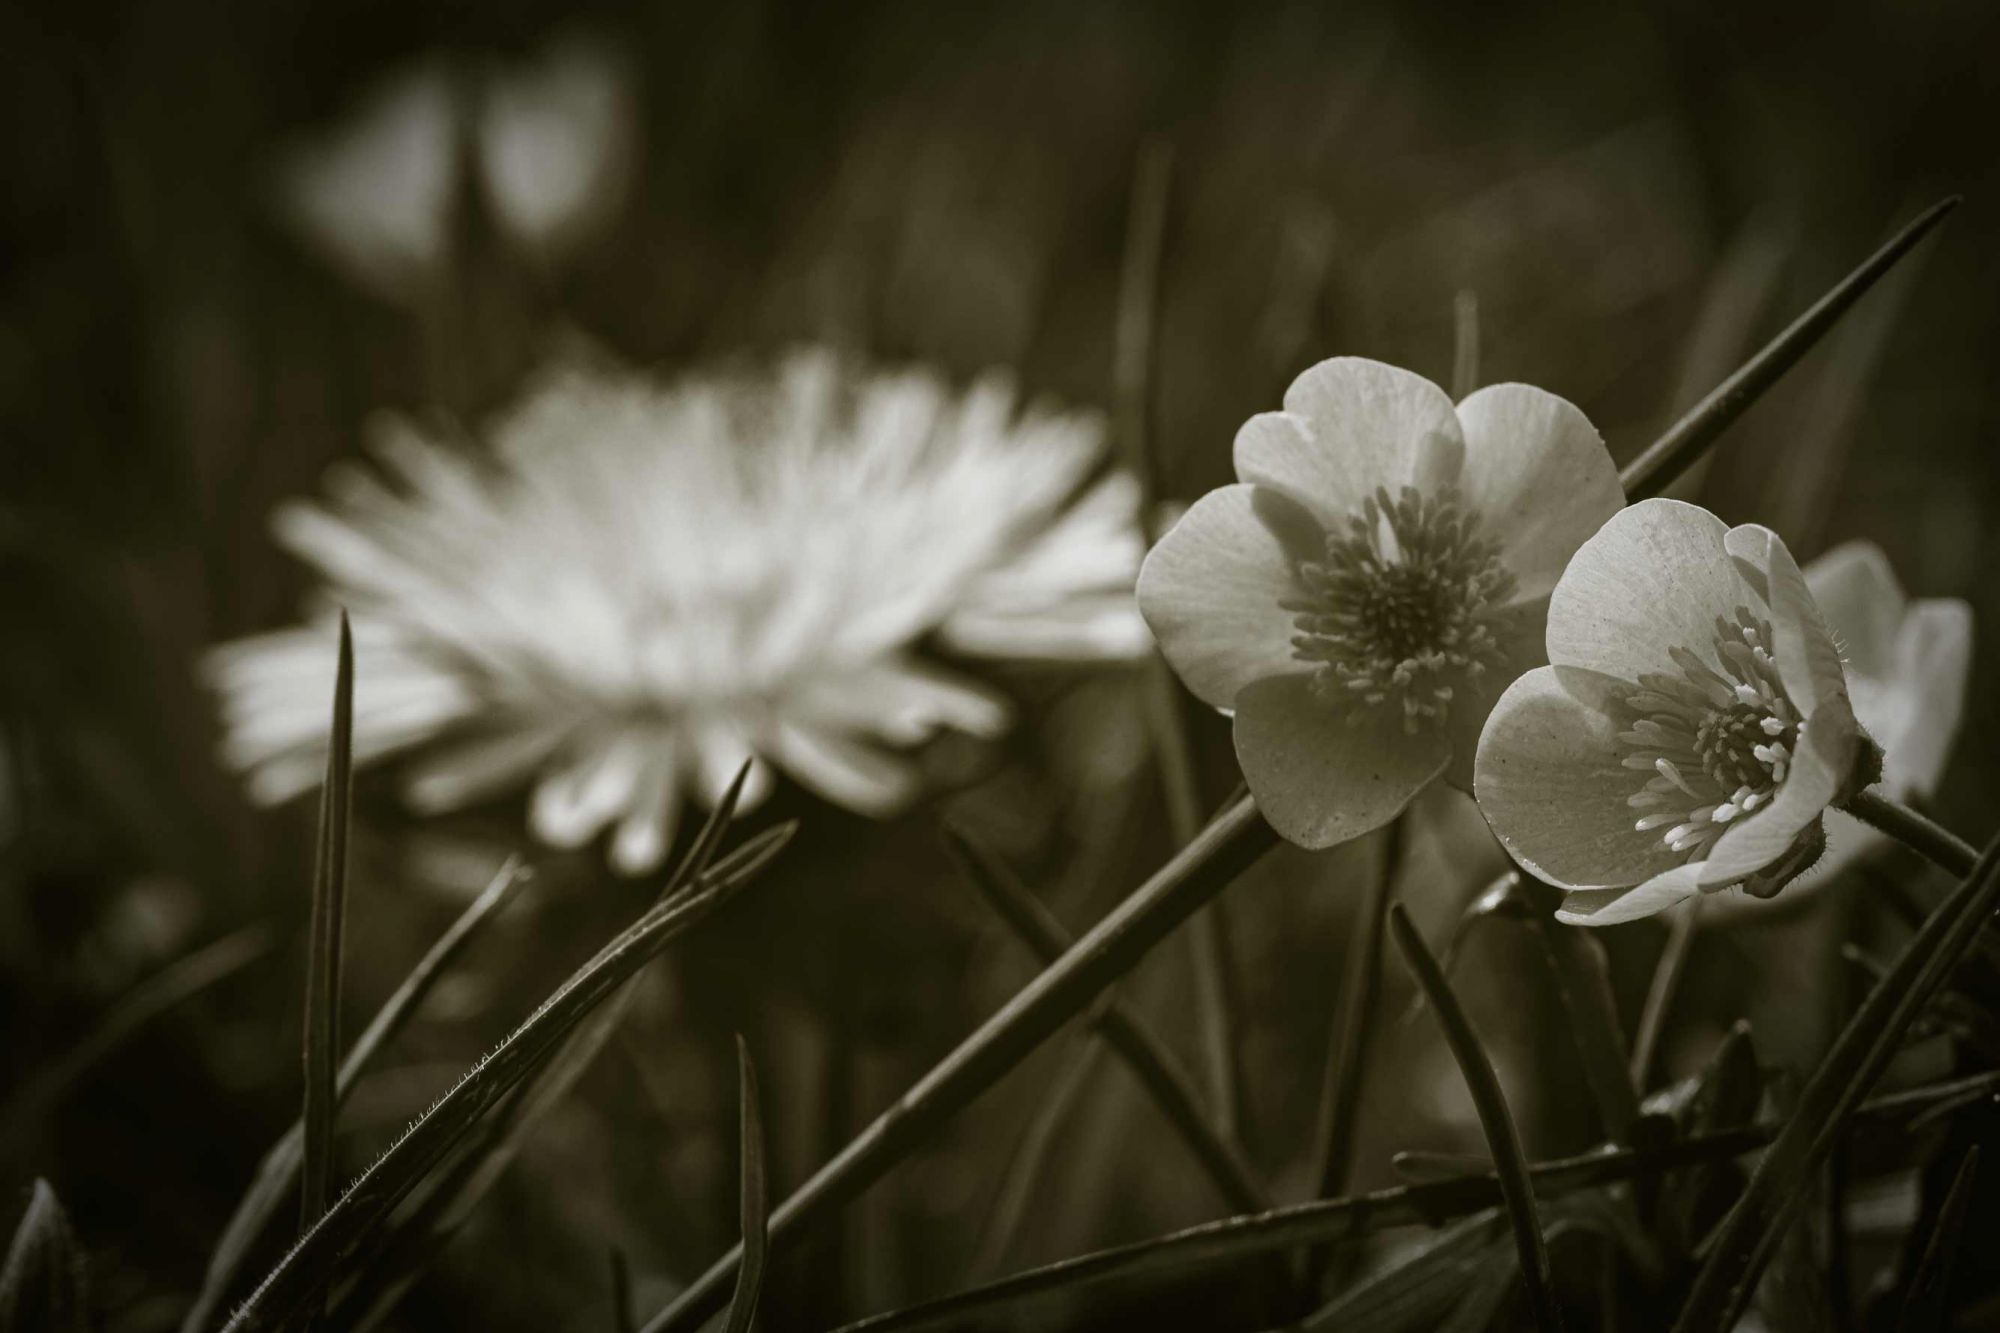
[1842,788,1977,878]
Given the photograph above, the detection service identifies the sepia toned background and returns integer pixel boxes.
[4,1,1998,1328]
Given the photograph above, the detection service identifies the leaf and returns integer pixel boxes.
[218,820,796,1333]
[722,1037,767,1333]
[1389,904,1562,1332]
[941,825,1268,1214]
[0,1181,87,1333]
[1299,1213,1504,1333]
[1894,1146,1979,1333]
[300,612,355,1241]
[180,858,526,1333]
[1658,1022,1763,1259]
[1618,196,1957,500]
[1672,831,2000,1331]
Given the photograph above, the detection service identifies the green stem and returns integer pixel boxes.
[1843,789,1977,878]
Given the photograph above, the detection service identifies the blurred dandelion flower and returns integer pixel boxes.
[206,350,1144,873]
[474,35,636,261]
[1475,499,1878,925]
[1136,357,1622,849]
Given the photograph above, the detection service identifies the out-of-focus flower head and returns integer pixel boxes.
[1476,499,1880,925]
[206,349,1146,873]
[276,34,637,300]
[1136,357,1622,849]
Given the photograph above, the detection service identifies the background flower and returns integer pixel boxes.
[1137,356,1621,848]
[206,349,1144,872]
[1476,499,1864,924]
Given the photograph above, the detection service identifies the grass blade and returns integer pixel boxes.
[1301,1213,1503,1333]
[1530,918,1639,1143]
[1630,898,1703,1090]
[1893,1146,1979,1333]
[722,1036,768,1333]
[2,926,273,1151]
[942,825,1269,1214]
[0,1180,87,1333]
[824,1071,1994,1333]
[1388,903,1562,1331]
[640,795,1280,1333]
[218,822,796,1332]
[608,1250,634,1333]
[300,611,354,1290]
[969,1031,1108,1276]
[180,859,525,1333]
[1619,196,1958,501]
[1672,830,2000,1331]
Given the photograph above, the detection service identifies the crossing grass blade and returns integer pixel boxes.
[0,1179,88,1333]
[1672,831,2000,1332]
[821,1070,1993,1333]
[1893,1146,1979,1333]
[1388,903,1562,1332]
[942,825,1270,1214]
[217,820,796,1332]
[179,859,525,1333]
[722,1037,768,1333]
[1619,196,1958,501]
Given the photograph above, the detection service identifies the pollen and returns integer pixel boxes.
[1281,484,1516,732]
[1616,609,1802,863]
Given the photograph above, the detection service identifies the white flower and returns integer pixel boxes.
[1475,500,1873,925]
[474,35,636,260]
[206,350,1145,873]
[1136,357,1623,849]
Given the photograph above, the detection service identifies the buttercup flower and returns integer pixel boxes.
[1475,499,1879,925]
[1137,357,1623,848]
[207,349,1145,873]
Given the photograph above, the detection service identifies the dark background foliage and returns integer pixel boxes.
[3,1,1998,1328]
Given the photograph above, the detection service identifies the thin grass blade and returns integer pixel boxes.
[300,610,354,1285]
[1301,1213,1503,1332]
[218,821,795,1332]
[1672,830,2000,1331]
[608,1250,634,1333]
[640,795,1279,1333]
[1389,903,1561,1332]
[1631,898,1703,1090]
[1619,196,1958,500]
[0,1180,87,1333]
[1531,918,1639,1143]
[1893,1146,1979,1333]
[971,1030,1108,1276]
[722,1036,768,1333]
[180,859,525,1333]
[942,825,1268,1213]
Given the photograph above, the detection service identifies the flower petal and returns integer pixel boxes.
[1555,863,1706,926]
[1804,541,1907,682]
[1232,673,1448,849]
[1474,666,1687,889]
[1234,358,1464,528]
[1882,599,1973,794]
[770,723,917,815]
[1136,483,1320,710]
[1442,596,1551,791]
[1453,383,1623,603]
[610,744,682,876]
[530,730,647,848]
[1696,698,1858,889]
[1728,522,1848,716]
[1546,499,1749,680]
[402,718,575,812]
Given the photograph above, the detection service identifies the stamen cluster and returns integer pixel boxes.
[1284,485,1517,732]
[1619,610,1800,862]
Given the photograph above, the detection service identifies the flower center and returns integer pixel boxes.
[1283,484,1516,732]
[1618,610,1801,862]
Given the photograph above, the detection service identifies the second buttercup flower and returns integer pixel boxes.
[1137,357,1623,848]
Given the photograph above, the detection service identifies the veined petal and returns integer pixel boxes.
[1555,863,1706,926]
[1804,541,1906,681]
[1443,596,1551,791]
[1728,522,1848,715]
[1453,383,1622,604]
[1883,599,1973,794]
[1546,499,1748,680]
[1232,673,1448,850]
[1474,666,1687,889]
[1136,483,1320,711]
[1235,358,1464,527]
[1696,697,1857,889]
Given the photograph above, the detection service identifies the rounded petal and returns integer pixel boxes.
[769,723,916,815]
[1728,522,1848,716]
[610,745,683,876]
[402,719,574,812]
[1235,359,1464,527]
[1136,484,1321,710]
[1453,384,1623,603]
[1442,595,1551,791]
[1696,698,1858,889]
[1555,864,1706,926]
[530,730,646,848]
[1546,499,1749,680]
[1804,541,1906,681]
[1474,666,1686,889]
[1882,599,1973,794]
[1232,674,1448,849]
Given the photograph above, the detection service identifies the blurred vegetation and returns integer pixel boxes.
[3,1,1998,1329]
